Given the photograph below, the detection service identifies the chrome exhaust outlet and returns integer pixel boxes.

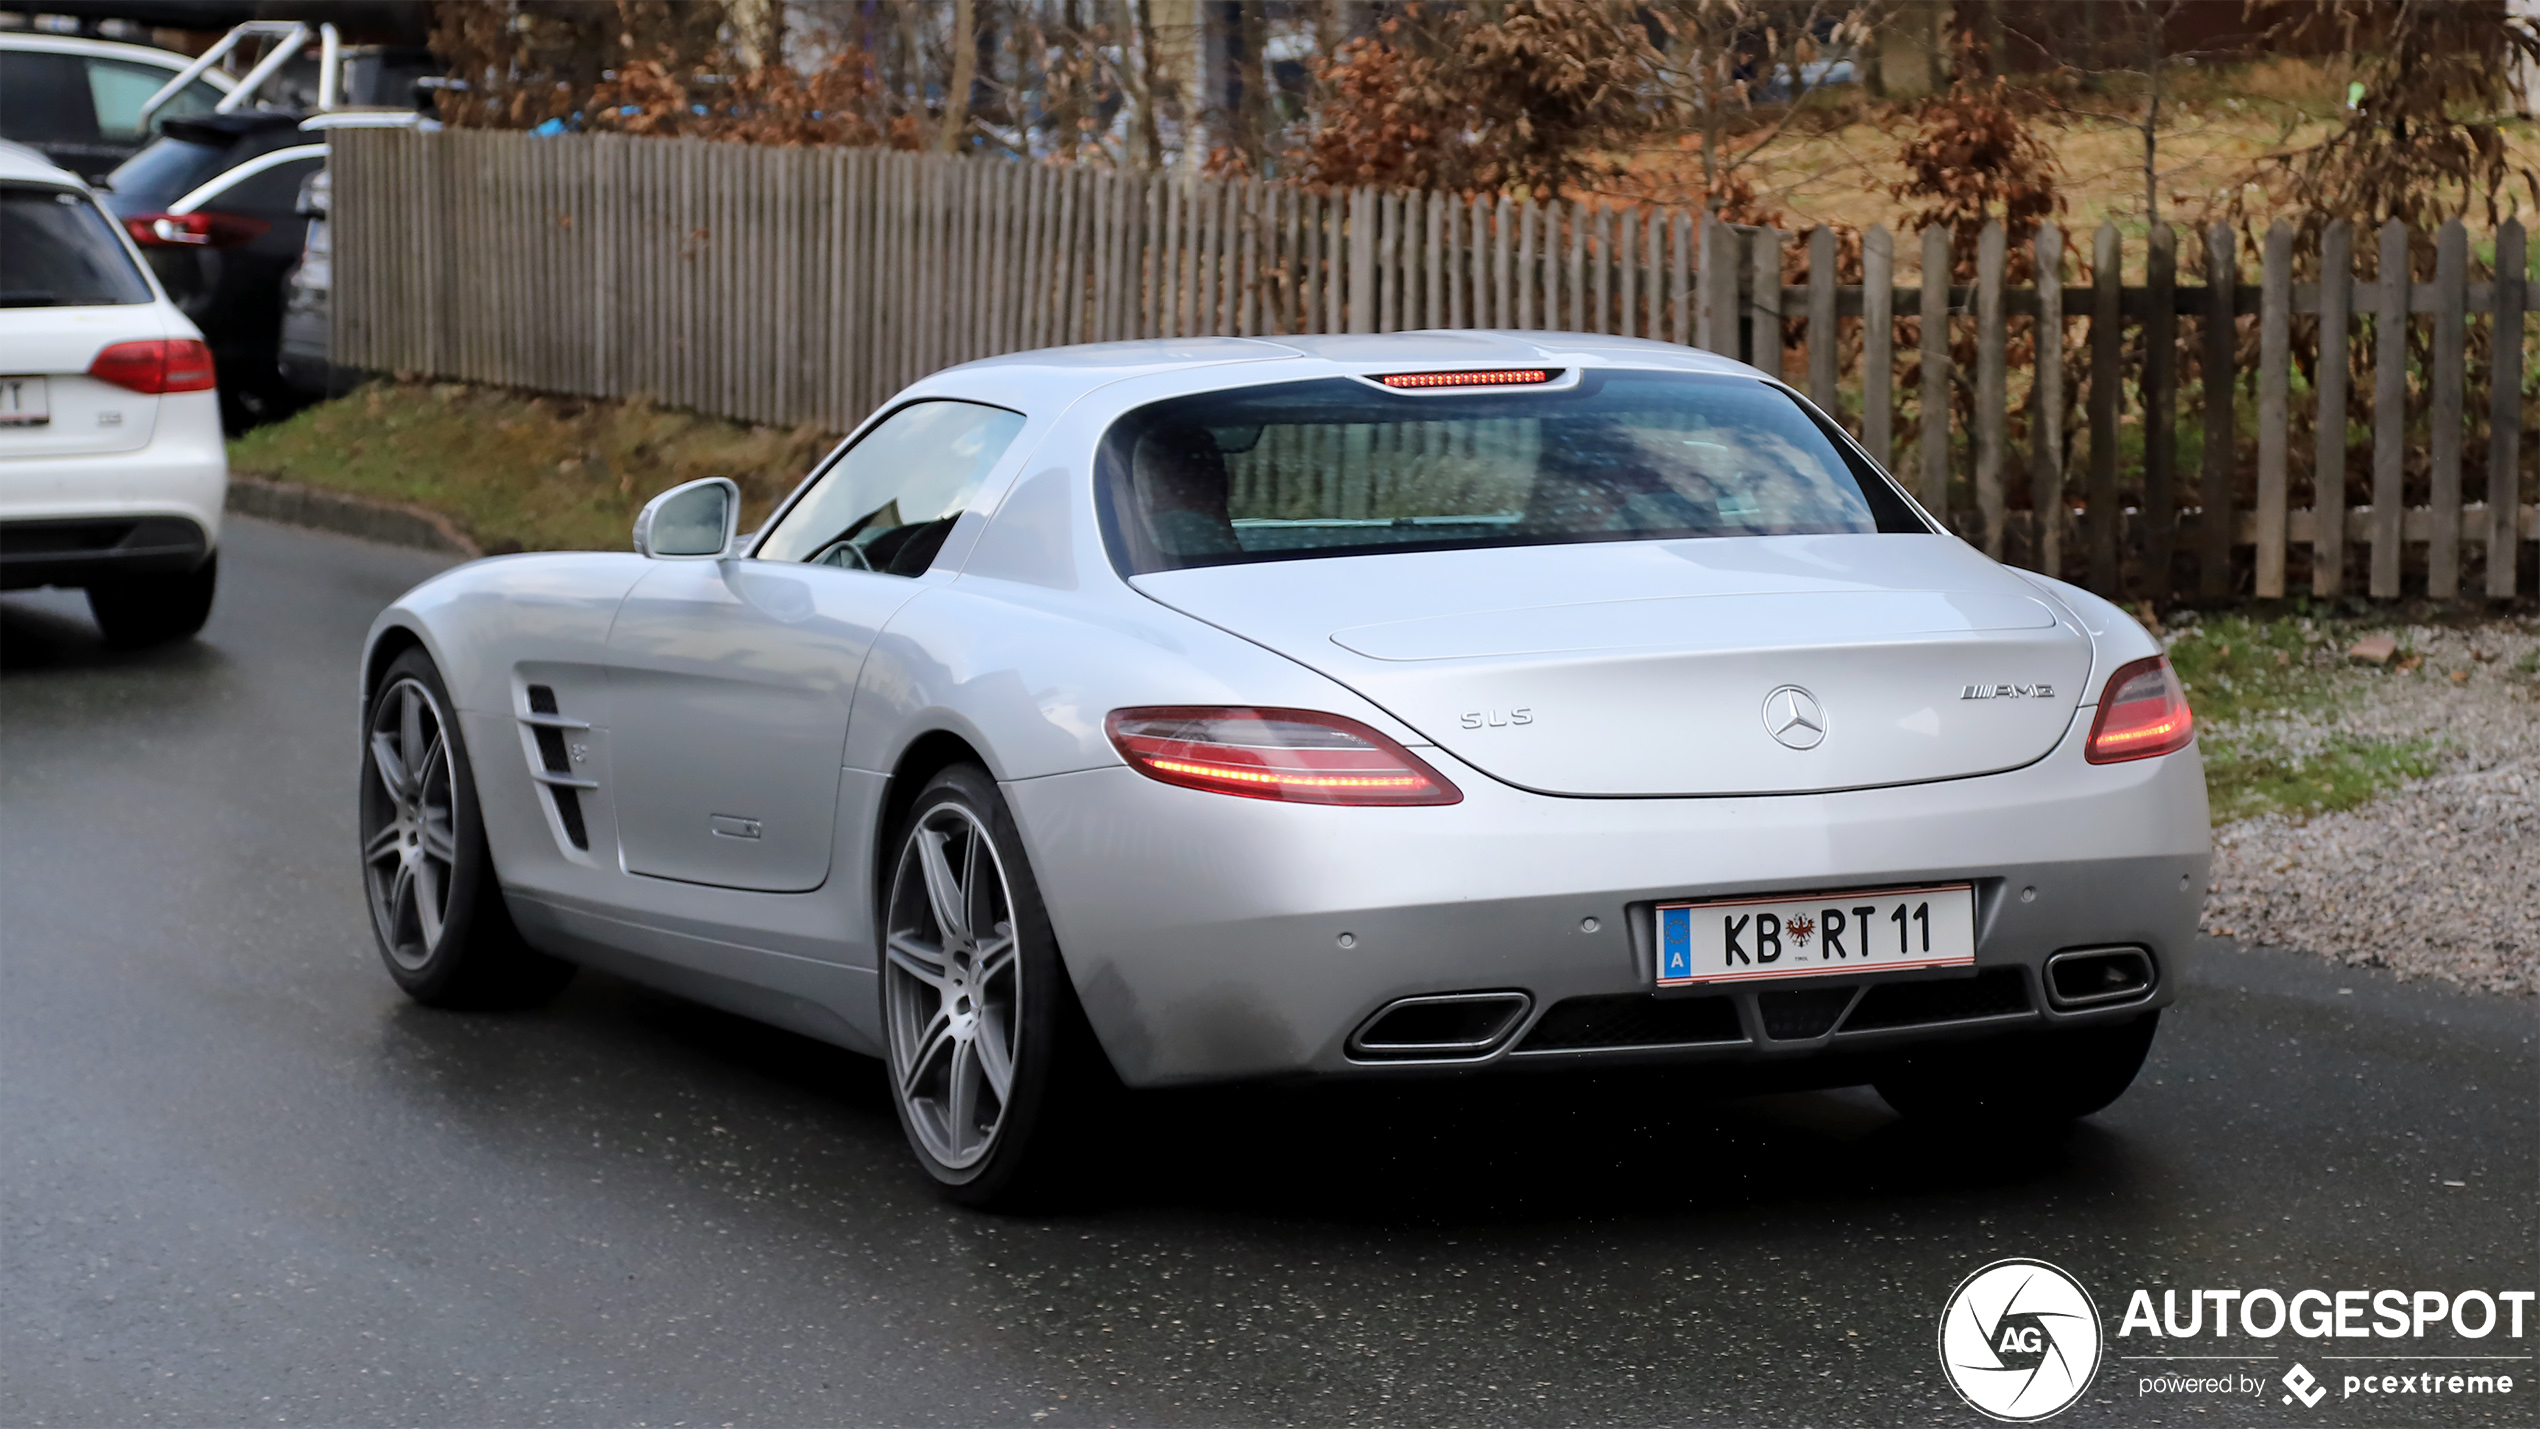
[2045,946,2157,1008]
[1348,991,1532,1060]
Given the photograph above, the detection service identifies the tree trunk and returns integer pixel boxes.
[940,0,979,153]
[1124,0,1164,169]
[1237,0,1271,171]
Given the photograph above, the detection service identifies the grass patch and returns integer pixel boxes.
[228,382,838,553]
[2163,613,2442,824]
[2195,735,2442,826]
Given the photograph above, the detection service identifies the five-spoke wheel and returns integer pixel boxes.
[357,648,573,1007]
[879,764,1104,1205]
[884,799,1022,1171]
[362,673,459,970]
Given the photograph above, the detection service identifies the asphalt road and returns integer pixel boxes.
[4,517,2533,1427]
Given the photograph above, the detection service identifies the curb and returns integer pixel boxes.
[225,473,482,560]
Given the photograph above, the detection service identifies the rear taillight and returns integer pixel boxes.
[2085,655,2194,763]
[1106,707,1462,806]
[88,339,218,395]
[121,211,269,248]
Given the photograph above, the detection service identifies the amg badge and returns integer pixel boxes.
[1961,682,2056,700]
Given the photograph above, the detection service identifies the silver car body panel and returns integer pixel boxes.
[362,331,2208,1084]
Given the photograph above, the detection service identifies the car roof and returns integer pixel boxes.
[0,31,239,87]
[0,139,90,190]
[914,330,1769,415]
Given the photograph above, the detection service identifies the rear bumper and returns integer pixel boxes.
[0,514,211,588]
[0,392,226,589]
[1006,718,2210,1087]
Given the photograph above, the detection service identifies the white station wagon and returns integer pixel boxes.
[0,140,225,645]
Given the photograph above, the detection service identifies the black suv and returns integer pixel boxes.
[98,112,325,430]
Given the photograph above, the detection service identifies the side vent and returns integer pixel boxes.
[520,683,594,850]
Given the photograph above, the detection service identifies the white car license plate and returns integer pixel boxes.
[1655,883,1977,987]
[0,376,48,427]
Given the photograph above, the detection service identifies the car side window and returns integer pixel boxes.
[756,399,1026,575]
[0,52,99,146]
[88,60,221,140]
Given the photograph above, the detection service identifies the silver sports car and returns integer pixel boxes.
[359,332,2208,1205]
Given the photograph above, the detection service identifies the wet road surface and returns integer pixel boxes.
[4,517,2533,1426]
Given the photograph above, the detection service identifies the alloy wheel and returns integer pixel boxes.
[361,676,459,971]
[883,802,1021,1171]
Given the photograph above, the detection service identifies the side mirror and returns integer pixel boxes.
[633,478,739,559]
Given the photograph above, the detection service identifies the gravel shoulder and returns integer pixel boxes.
[2199,617,2539,995]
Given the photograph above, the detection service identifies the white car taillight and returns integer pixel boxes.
[88,339,217,395]
[1106,707,1462,806]
[2085,655,2195,763]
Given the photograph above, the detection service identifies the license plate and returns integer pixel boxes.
[0,376,47,427]
[1655,883,1977,987]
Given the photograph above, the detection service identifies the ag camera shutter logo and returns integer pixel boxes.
[1940,1259,2104,1421]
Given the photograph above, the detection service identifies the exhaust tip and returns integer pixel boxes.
[1348,991,1532,1060]
[2045,946,2157,1009]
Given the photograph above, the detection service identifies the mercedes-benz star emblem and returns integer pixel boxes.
[1762,685,1827,750]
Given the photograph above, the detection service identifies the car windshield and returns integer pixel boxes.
[1097,371,1926,574]
[0,184,153,307]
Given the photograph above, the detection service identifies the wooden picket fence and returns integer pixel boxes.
[330,127,2538,600]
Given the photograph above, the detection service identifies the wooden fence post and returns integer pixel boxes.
[2032,221,2064,580]
[1808,225,1838,411]
[2491,219,2526,599]
[1615,204,1636,337]
[2428,218,2466,597]
[1424,191,1445,331]
[1567,203,1588,331]
[1492,194,1514,327]
[1919,225,1951,518]
[1670,212,1691,346]
[2255,221,2291,597]
[2314,220,2352,596]
[2371,218,2408,598]
[2201,221,2236,599]
[1753,227,1787,379]
[1325,190,1347,333]
[1863,225,1894,462]
[2089,222,2121,595]
[2144,223,2177,600]
[1696,214,1731,353]
[1348,187,1375,334]
[1644,211,1664,340]
[1592,207,1613,335]
[1975,220,2007,558]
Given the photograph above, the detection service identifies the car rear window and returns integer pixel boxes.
[100,134,230,209]
[0,184,154,307]
[1096,371,1927,574]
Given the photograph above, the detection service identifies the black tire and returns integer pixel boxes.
[87,554,216,648]
[359,648,574,1008]
[879,763,1115,1209]
[1874,1011,2159,1128]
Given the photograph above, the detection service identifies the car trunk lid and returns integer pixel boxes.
[1129,535,2096,796]
[0,308,169,458]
